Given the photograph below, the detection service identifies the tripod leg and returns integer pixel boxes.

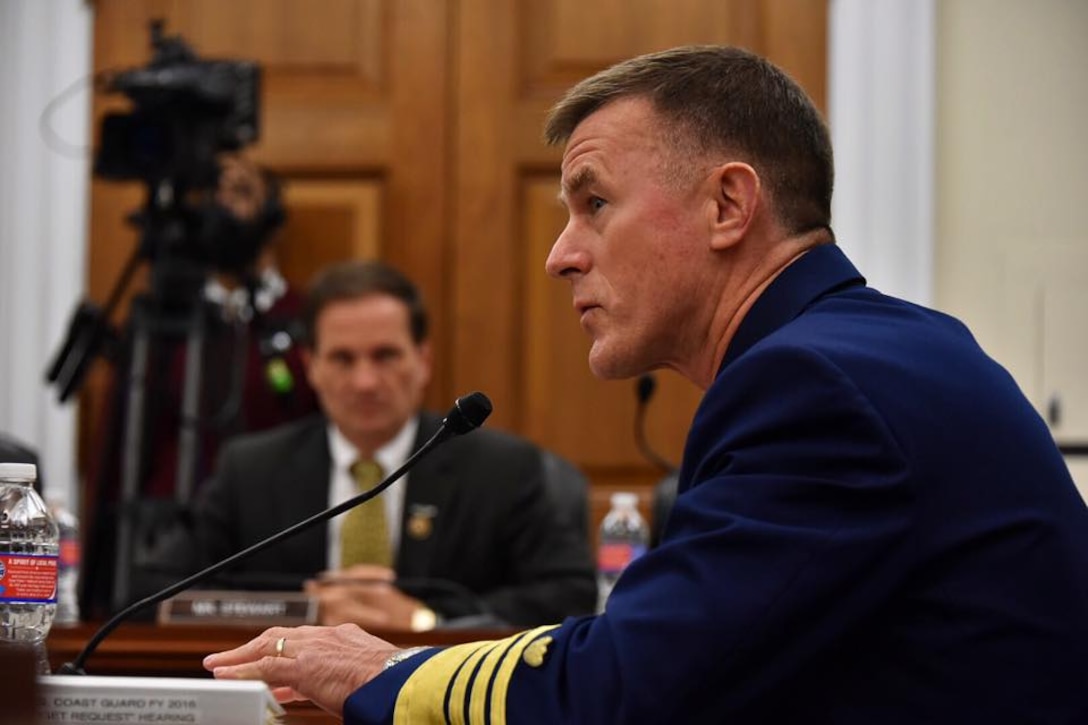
[174,303,207,505]
[111,303,152,613]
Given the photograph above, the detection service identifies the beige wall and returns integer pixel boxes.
[936,0,1088,388]
[936,0,1088,492]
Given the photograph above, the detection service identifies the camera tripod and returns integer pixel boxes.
[112,289,205,610]
[48,186,253,615]
[44,19,270,616]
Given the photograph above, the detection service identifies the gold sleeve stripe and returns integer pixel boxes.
[393,641,492,725]
[446,631,534,725]
[465,622,548,718]
[447,639,503,725]
[464,639,511,724]
[489,625,560,725]
[393,626,560,725]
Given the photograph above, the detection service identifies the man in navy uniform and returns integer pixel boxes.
[206,45,1088,723]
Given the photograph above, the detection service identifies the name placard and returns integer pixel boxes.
[39,675,284,724]
[157,590,317,627]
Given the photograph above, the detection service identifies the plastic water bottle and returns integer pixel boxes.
[50,499,81,625]
[0,462,59,674]
[596,492,648,613]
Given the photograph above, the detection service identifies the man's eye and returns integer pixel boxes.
[374,348,402,363]
[329,352,353,366]
[588,196,606,213]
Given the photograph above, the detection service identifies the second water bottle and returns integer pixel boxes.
[596,492,648,613]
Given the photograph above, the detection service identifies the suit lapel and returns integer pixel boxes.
[275,420,332,570]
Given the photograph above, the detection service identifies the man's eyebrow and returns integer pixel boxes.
[558,167,597,205]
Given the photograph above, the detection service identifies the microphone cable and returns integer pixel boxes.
[634,373,677,473]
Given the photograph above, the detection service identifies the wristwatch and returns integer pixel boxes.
[383,646,431,671]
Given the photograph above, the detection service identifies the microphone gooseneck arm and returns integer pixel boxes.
[634,373,677,474]
[59,391,493,675]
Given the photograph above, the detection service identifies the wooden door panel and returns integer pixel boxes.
[163,0,390,169]
[166,0,384,73]
[277,179,383,290]
[517,0,826,101]
[521,0,745,87]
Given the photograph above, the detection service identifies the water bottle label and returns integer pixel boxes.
[0,553,59,603]
[597,542,647,575]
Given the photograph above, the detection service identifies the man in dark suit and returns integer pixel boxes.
[142,260,595,629]
[207,47,1088,723]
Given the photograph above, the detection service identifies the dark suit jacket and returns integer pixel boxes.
[0,433,42,494]
[140,412,596,626]
[348,244,1088,724]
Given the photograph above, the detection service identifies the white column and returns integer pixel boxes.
[0,0,93,507]
[829,0,936,305]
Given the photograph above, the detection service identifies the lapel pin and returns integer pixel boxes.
[406,504,438,540]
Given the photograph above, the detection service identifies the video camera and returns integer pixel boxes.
[95,19,260,190]
[45,21,273,403]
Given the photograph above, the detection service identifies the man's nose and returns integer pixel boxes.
[349,360,381,389]
[545,221,589,279]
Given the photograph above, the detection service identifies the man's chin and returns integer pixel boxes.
[588,344,641,381]
[343,419,399,449]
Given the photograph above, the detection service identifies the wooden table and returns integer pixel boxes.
[47,621,514,723]
[1,645,38,725]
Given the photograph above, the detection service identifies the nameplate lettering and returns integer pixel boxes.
[39,675,283,724]
[157,590,317,627]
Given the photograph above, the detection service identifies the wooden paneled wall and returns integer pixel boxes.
[85,0,827,533]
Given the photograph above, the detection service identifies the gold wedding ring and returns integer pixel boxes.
[274,636,287,658]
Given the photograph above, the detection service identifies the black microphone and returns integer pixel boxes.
[634,373,677,473]
[58,391,494,675]
[440,390,492,436]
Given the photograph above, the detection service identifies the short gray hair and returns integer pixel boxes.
[544,45,834,235]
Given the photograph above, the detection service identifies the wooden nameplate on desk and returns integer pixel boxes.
[39,675,284,724]
[158,590,318,627]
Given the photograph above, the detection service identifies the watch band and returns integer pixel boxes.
[383,646,431,671]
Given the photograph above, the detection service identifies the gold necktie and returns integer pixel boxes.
[340,459,392,567]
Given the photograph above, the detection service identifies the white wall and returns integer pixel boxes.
[936,0,1088,375]
[0,0,93,508]
[830,0,935,307]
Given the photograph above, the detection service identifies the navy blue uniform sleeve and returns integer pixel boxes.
[344,648,440,724]
[345,345,915,723]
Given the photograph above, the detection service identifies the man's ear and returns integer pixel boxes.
[708,161,761,251]
[418,340,434,387]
